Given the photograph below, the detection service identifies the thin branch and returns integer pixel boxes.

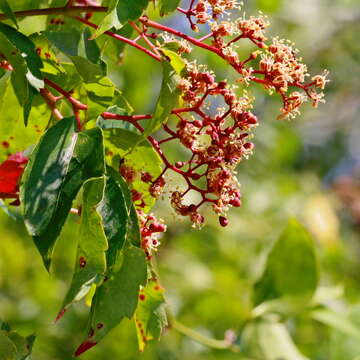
[140,17,221,55]
[44,78,87,130]
[40,88,63,121]
[166,310,241,352]
[0,6,108,21]
[128,21,161,58]
[74,16,162,62]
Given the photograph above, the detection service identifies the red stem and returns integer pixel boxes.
[0,6,108,21]
[74,16,162,62]
[44,78,87,130]
[140,17,221,55]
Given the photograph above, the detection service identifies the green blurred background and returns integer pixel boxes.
[1,0,360,359]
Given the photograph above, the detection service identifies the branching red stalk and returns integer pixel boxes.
[140,17,221,55]
[128,21,161,58]
[74,16,162,62]
[40,88,63,121]
[44,78,87,130]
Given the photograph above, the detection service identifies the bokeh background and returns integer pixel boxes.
[1,0,360,359]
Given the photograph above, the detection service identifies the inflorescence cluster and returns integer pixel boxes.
[0,0,329,258]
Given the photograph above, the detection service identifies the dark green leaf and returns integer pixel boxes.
[253,218,318,306]
[44,29,105,83]
[0,0,18,28]
[0,32,28,106]
[21,116,78,241]
[23,86,36,126]
[0,23,44,90]
[97,171,129,267]
[61,177,108,310]
[21,118,106,269]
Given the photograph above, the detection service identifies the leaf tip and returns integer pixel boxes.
[53,308,67,324]
[74,340,97,357]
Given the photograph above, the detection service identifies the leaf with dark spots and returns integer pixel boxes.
[135,279,167,351]
[76,244,147,355]
[60,177,108,314]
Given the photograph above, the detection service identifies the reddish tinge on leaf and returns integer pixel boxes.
[0,152,28,203]
[74,340,97,357]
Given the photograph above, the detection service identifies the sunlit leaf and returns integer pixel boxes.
[135,279,167,351]
[21,118,105,269]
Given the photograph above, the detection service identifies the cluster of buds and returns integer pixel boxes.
[176,1,329,121]
[144,62,257,227]
[138,211,166,260]
[194,0,240,25]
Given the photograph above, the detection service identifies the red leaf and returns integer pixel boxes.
[0,151,28,201]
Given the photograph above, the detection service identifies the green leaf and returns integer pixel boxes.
[0,32,28,106]
[78,77,116,123]
[0,331,17,360]
[61,177,108,310]
[158,0,181,16]
[0,328,35,360]
[126,204,141,247]
[104,128,163,212]
[135,279,167,351]
[97,24,134,64]
[44,28,105,83]
[253,218,318,306]
[75,244,147,355]
[0,0,18,28]
[23,86,36,127]
[0,23,43,124]
[21,117,77,239]
[117,0,150,25]
[143,50,185,137]
[91,0,121,39]
[242,318,308,360]
[0,23,44,90]
[21,118,106,269]
[97,171,129,267]
[0,74,50,163]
